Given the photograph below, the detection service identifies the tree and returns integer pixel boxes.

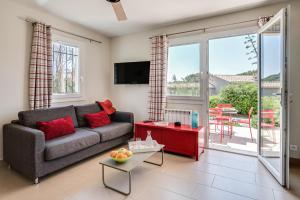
[237,69,257,76]
[244,34,258,65]
[172,74,177,83]
[182,73,200,82]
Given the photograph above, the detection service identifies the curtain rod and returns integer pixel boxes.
[149,18,259,39]
[19,17,102,44]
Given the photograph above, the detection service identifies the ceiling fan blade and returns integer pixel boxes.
[112,1,127,21]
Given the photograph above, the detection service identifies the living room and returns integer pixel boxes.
[0,0,300,199]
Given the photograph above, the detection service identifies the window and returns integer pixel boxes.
[167,43,200,97]
[52,41,80,97]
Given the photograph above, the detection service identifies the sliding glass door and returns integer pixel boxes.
[207,33,258,155]
[258,8,288,185]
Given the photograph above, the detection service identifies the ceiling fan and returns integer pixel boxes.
[106,0,127,21]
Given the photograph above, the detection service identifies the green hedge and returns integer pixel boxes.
[209,83,281,128]
[218,83,258,115]
[209,95,220,108]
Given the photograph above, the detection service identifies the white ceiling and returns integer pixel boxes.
[12,0,286,37]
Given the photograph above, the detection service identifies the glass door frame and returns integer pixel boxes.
[257,8,288,186]
[202,26,259,152]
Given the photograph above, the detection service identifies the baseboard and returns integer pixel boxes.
[290,157,300,166]
[0,160,6,167]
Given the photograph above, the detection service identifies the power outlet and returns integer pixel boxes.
[290,145,298,151]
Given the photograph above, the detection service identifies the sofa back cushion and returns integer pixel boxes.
[75,103,102,127]
[18,105,78,128]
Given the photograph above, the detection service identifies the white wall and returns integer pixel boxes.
[111,1,300,158]
[287,0,300,159]
[0,0,111,160]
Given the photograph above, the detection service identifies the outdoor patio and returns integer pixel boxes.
[208,124,280,156]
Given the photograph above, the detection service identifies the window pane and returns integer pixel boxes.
[167,43,200,96]
[52,42,79,95]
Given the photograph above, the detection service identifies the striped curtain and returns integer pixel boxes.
[29,23,52,110]
[148,35,168,121]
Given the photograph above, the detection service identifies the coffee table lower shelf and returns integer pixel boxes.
[100,147,164,195]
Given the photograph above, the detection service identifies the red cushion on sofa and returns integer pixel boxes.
[37,116,75,141]
[97,99,116,115]
[84,111,111,128]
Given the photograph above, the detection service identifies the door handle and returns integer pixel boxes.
[272,92,281,96]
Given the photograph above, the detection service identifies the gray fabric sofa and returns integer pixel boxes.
[3,103,134,184]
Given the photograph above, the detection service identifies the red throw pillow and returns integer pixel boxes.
[84,111,111,128]
[37,116,75,141]
[97,99,116,115]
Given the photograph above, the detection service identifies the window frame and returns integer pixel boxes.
[51,33,86,103]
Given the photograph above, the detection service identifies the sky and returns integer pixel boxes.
[167,34,280,82]
[261,35,281,78]
[168,43,200,82]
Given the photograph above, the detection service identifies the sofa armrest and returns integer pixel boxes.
[111,111,134,124]
[3,124,45,180]
[111,111,134,138]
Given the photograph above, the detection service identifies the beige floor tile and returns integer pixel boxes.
[195,162,256,183]
[149,172,198,196]
[0,150,297,200]
[212,176,275,200]
[218,156,257,172]
[191,184,252,200]
[127,186,192,200]
[162,164,215,186]
[273,189,300,200]
[64,185,126,200]
[255,172,283,191]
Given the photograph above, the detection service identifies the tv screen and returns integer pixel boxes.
[114,61,150,84]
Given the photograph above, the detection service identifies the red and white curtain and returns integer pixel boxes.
[29,23,53,110]
[148,35,168,121]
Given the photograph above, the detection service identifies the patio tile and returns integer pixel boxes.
[209,126,258,155]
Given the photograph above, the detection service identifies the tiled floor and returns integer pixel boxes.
[0,149,299,200]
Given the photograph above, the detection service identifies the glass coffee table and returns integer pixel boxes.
[99,144,164,195]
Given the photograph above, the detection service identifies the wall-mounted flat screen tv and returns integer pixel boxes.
[114,61,150,84]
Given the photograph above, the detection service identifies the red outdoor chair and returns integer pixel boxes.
[217,104,233,108]
[209,108,232,143]
[261,110,276,143]
[233,107,254,142]
[216,104,233,137]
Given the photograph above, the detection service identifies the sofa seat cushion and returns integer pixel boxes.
[45,128,100,161]
[86,122,132,142]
